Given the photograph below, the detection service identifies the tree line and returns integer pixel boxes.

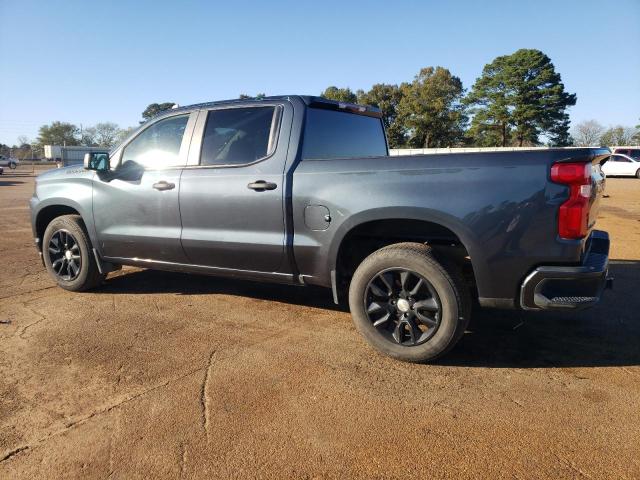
[320,49,638,148]
[3,48,638,160]
[158,47,640,150]
[570,120,639,147]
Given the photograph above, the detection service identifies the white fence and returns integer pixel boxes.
[389,146,612,156]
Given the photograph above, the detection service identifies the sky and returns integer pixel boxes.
[1,0,639,146]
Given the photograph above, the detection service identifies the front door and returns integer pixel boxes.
[93,112,196,263]
[179,104,290,272]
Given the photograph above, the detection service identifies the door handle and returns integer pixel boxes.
[247,180,277,191]
[152,180,175,191]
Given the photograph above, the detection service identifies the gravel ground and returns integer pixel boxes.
[1,167,639,479]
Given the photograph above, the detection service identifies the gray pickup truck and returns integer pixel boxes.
[30,96,611,362]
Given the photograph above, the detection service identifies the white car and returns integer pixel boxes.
[0,155,19,169]
[602,154,640,179]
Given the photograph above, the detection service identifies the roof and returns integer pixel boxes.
[167,95,382,119]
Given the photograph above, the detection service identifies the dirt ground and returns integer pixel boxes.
[1,166,639,479]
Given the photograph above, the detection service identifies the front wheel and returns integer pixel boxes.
[349,243,471,363]
[9,162,17,169]
[42,215,105,291]
[636,169,640,179]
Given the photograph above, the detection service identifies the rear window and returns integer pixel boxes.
[302,108,387,160]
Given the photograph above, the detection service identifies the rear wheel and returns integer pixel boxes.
[636,169,640,179]
[43,215,105,291]
[349,242,471,363]
[9,162,17,169]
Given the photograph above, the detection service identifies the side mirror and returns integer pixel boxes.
[84,152,110,172]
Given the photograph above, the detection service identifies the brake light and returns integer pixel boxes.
[550,162,592,239]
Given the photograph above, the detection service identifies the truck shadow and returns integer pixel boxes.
[100,269,345,312]
[440,260,640,368]
[99,260,640,368]
[0,180,25,186]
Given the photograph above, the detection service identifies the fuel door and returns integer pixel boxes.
[304,205,331,231]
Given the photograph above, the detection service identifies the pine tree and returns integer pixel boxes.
[466,49,576,147]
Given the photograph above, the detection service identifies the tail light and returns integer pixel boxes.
[550,162,592,239]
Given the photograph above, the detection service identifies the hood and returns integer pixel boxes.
[37,165,95,182]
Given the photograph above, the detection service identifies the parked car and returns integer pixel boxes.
[602,153,640,178]
[612,147,640,160]
[0,166,4,175]
[0,155,19,169]
[29,95,612,362]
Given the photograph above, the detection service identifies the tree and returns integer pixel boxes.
[81,122,122,148]
[141,102,176,122]
[571,120,605,146]
[37,121,80,146]
[633,119,640,144]
[92,122,121,148]
[465,49,576,147]
[80,126,98,146]
[320,86,357,103]
[357,83,406,148]
[396,67,466,148]
[600,125,637,146]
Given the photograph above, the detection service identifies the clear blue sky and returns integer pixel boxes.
[1,0,639,146]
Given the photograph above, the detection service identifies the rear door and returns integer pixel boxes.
[179,102,291,272]
[93,112,197,263]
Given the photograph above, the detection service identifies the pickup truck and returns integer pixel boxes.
[29,95,612,362]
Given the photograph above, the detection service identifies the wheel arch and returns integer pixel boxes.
[329,207,484,301]
[34,200,93,252]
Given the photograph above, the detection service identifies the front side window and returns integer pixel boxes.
[122,114,189,168]
[302,108,387,160]
[200,106,277,166]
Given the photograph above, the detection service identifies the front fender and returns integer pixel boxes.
[31,174,98,254]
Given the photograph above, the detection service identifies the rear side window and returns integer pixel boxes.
[302,108,387,160]
[200,106,278,166]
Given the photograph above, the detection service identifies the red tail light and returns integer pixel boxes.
[550,162,592,239]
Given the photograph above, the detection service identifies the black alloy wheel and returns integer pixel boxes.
[364,268,441,346]
[47,229,82,281]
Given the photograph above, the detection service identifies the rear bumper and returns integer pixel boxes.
[520,230,612,310]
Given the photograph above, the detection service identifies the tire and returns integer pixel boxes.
[42,214,105,291]
[636,169,640,179]
[349,242,471,363]
[9,162,16,169]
